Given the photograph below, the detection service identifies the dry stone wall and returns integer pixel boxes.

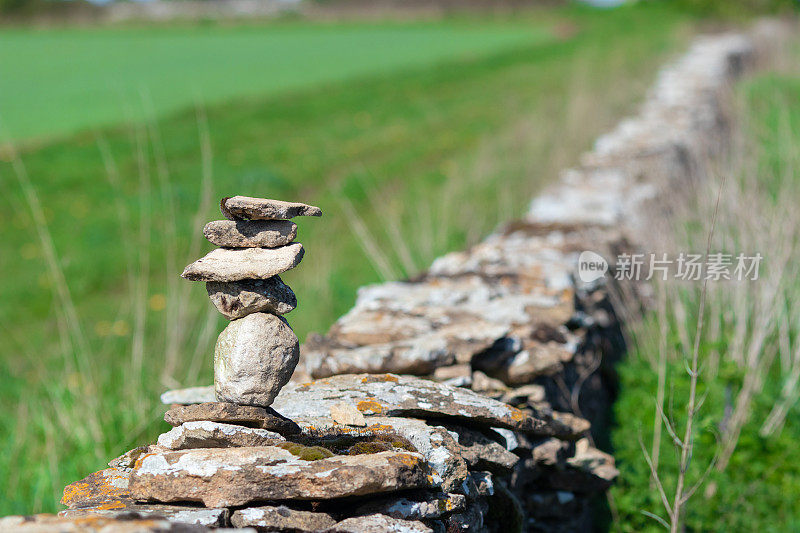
[2,26,782,533]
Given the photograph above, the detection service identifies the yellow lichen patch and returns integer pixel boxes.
[356,399,383,414]
[95,500,126,510]
[390,453,423,469]
[361,374,399,384]
[509,408,526,422]
[132,452,156,471]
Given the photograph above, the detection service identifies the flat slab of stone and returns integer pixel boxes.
[0,515,219,532]
[164,402,300,435]
[129,446,432,507]
[59,504,229,527]
[221,196,322,221]
[204,219,297,248]
[273,373,584,437]
[182,244,304,282]
[207,277,296,320]
[231,506,336,531]
[157,421,284,450]
[161,386,216,405]
[61,468,131,509]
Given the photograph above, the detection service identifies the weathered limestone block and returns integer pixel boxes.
[206,277,296,319]
[215,313,299,407]
[181,244,304,282]
[231,506,336,531]
[203,219,297,248]
[157,421,284,450]
[61,468,131,509]
[129,447,432,507]
[164,402,300,435]
[221,196,322,220]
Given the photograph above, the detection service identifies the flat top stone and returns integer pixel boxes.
[164,402,300,435]
[181,244,304,282]
[221,196,322,221]
[273,373,574,437]
[130,446,432,507]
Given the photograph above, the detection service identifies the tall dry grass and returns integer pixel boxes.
[630,83,800,529]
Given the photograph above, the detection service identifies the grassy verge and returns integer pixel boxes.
[0,4,693,515]
[610,59,800,531]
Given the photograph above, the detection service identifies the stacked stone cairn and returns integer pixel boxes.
[182,195,321,408]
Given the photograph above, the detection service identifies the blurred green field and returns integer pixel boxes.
[0,4,694,516]
[0,21,550,141]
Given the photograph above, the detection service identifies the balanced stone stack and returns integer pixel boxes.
[181,195,321,408]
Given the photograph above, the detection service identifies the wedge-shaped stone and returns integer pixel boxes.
[206,277,296,319]
[222,196,322,221]
[129,447,431,507]
[203,219,297,248]
[164,402,300,435]
[273,373,586,438]
[231,506,336,531]
[59,504,229,527]
[157,421,284,450]
[215,313,299,407]
[181,244,304,282]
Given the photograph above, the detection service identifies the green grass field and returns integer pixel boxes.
[0,4,695,516]
[0,21,551,141]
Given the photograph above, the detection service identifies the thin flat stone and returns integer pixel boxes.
[203,219,297,248]
[222,196,322,221]
[206,277,296,320]
[164,402,300,435]
[231,506,336,531]
[181,244,304,282]
[59,504,229,527]
[129,446,432,507]
[157,421,284,450]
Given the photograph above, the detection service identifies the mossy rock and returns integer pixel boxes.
[276,441,335,461]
